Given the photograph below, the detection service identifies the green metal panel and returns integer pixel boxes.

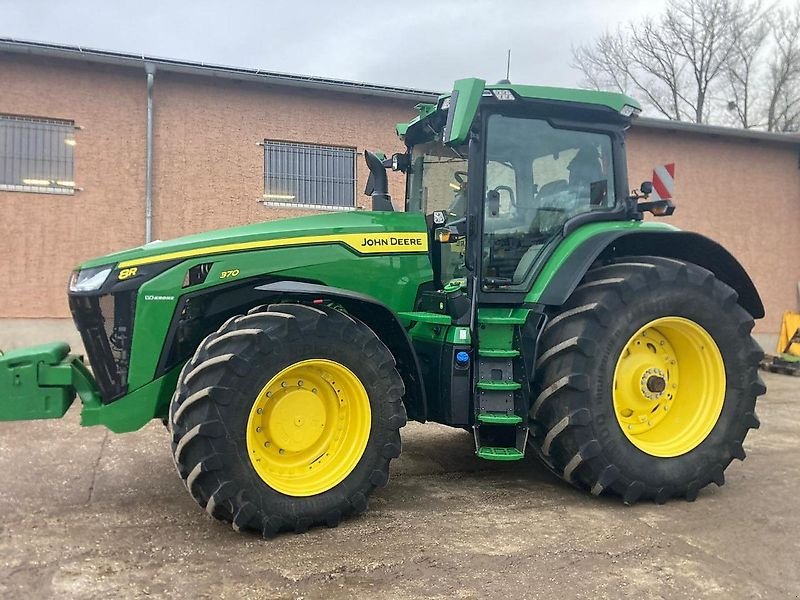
[444,78,485,146]
[396,311,452,325]
[445,326,472,345]
[408,321,447,344]
[115,214,434,392]
[525,221,677,303]
[79,211,430,269]
[80,365,182,432]
[476,307,531,351]
[491,83,639,113]
[0,342,101,422]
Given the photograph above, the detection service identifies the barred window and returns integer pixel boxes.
[0,114,76,194]
[263,140,355,209]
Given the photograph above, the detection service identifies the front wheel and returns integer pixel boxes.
[169,303,406,536]
[529,256,765,503]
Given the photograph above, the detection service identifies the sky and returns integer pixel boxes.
[1,0,667,91]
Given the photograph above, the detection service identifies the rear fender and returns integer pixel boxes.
[535,230,764,319]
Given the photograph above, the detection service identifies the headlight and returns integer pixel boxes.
[69,265,113,292]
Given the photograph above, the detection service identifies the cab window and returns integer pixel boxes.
[482,114,616,287]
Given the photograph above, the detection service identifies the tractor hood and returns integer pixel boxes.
[78,211,429,270]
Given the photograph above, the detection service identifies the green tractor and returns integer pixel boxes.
[0,78,765,536]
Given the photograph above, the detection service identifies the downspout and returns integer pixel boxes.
[144,63,156,243]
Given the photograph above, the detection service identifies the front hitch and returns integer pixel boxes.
[0,342,102,422]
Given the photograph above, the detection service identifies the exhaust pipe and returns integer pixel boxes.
[364,150,393,212]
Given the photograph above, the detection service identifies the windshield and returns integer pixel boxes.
[406,141,468,216]
[406,140,469,284]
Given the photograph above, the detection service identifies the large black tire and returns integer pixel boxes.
[529,256,765,503]
[169,303,406,536]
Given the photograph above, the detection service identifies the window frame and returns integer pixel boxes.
[261,139,357,211]
[0,113,77,195]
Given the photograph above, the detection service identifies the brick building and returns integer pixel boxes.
[1,38,799,350]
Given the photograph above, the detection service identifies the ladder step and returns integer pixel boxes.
[396,311,452,325]
[477,381,522,391]
[477,447,525,461]
[478,315,526,325]
[477,412,522,425]
[478,349,519,358]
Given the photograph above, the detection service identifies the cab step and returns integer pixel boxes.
[396,311,452,325]
[477,349,519,358]
[477,447,525,461]
[478,315,527,325]
[476,381,521,391]
[477,412,522,425]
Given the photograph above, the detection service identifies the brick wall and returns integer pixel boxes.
[1,54,797,335]
[626,127,800,333]
[0,55,146,318]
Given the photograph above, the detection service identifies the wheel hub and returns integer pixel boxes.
[641,368,667,399]
[245,359,371,497]
[269,388,326,452]
[612,317,726,457]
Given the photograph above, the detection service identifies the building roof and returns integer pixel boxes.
[0,37,439,103]
[634,116,800,146]
[1,37,799,147]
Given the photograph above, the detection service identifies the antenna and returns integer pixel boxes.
[506,49,511,82]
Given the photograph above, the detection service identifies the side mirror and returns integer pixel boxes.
[364,150,394,212]
[640,181,653,196]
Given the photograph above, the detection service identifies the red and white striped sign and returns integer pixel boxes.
[651,163,675,201]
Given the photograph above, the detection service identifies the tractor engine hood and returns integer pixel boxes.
[76,211,429,272]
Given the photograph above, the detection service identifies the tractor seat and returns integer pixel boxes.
[513,244,545,284]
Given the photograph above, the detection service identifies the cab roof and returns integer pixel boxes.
[397,78,641,141]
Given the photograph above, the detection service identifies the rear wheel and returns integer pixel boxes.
[529,256,765,503]
[169,303,406,535]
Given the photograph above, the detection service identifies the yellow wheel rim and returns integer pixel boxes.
[612,317,725,457]
[246,359,371,497]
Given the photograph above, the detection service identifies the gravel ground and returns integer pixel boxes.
[0,371,797,600]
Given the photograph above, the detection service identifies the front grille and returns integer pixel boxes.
[69,290,136,403]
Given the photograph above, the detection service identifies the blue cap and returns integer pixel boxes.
[455,351,470,366]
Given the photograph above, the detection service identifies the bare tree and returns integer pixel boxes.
[724,1,768,128]
[572,0,800,129]
[765,4,800,131]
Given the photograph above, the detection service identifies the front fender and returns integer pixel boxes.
[255,281,428,421]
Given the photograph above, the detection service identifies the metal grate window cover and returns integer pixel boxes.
[263,140,356,208]
[0,114,76,194]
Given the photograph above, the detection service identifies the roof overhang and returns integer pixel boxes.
[0,37,440,103]
[633,116,800,147]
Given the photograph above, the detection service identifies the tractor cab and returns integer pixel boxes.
[371,78,641,296]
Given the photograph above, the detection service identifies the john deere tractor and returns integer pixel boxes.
[0,78,765,536]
